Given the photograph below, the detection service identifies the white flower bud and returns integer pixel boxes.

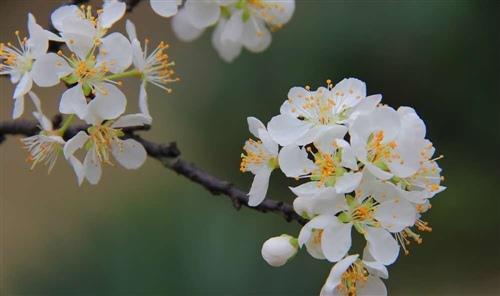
[261,235,298,267]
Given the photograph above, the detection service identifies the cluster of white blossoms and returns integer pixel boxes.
[1,0,177,185]
[241,78,446,295]
[148,0,295,62]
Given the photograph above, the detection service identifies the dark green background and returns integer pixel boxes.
[1,0,499,295]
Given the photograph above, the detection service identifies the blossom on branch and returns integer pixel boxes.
[245,78,445,295]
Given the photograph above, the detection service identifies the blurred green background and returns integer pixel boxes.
[1,0,499,295]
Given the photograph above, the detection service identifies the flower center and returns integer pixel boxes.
[307,146,345,187]
[337,260,369,296]
[366,130,398,166]
[246,0,286,31]
[339,197,380,231]
[87,124,123,165]
[0,31,33,74]
[240,139,274,172]
[21,133,63,172]
[143,40,178,92]
[75,59,99,82]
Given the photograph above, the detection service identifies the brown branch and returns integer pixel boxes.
[0,119,307,225]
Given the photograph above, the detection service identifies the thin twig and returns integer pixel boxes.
[0,119,307,225]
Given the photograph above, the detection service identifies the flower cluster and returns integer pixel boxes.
[240,78,446,295]
[1,0,178,185]
[149,0,295,62]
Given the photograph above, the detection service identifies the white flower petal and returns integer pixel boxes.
[125,19,138,41]
[247,167,272,207]
[138,82,152,121]
[258,129,279,156]
[13,73,33,99]
[28,91,52,130]
[68,155,85,186]
[336,139,358,170]
[335,172,363,194]
[322,221,352,262]
[185,0,221,29]
[362,260,389,279]
[64,131,89,159]
[221,10,244,43]
[59,85,87,119]
[374,198,417,233]
[247,116,266,138]
[100,0,126,29]
[112,113,151,128]
[172,8,205,42]
[331,78,366,110]
[348,94,382,123]
[313,126,348,154]
[111,139,147,170]
[84,149,102,185]
[241,16,272,53]
[365,163,393,181]
[12,95,25,119]
[51,5,80,32]
[262,0,295,26]
[31,53,72,87]
[294,189,347,217]
[268,113,311,146]
[61,32,94,60]
[27,13,49,58]
[85,83,126,123]
[130,39,146,71]
[358,276,387,296]
[320,255,359,296]
[97,33,132,74]
[278,145,315,178]
[365,227,399,265]
[212,19,242,63]
[290,181,327,197]
[150,0,181,18]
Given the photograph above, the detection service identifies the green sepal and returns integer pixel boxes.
[353,222,365,235]
[235,0,245,9]
[242,9,250,22]
[62,74,79,84]
[82,84,92,96]
[220,6,231,19]
[338,212,351,223]
[345,194,356,208]
[268,157,279,170]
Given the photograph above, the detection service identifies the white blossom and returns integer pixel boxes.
[349,105,426,181]
[34,31,132,120]
[0,14,62,118]
[240,117,279,206]
[21,92,65,172]
[268,79,380,147]
[278,129,363,194]
[320,254,387,296]
[125,20,178,122]
[297,180,417,265]
[51,2,126,58]
[172,0,295,62]
[63,89,148,185]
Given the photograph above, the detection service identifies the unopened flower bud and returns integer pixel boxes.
[261,235,298,267]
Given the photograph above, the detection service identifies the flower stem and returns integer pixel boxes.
[105,70,142,81]
[57,114,75,136]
